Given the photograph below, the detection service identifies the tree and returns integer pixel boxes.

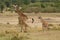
[23,0,31,5]
[41,3,45,8]
[0,4,4,13]
[5,2,10,7]
[12,0,17,4]
[31,0,36,3]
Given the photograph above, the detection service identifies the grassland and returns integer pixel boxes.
[0,12,60,40]
[0,23,60,40]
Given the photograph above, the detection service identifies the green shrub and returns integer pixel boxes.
[41,3,45,8]
[0,4,4,13]
[11,36,19,40]
[48,24,54,26]
[11,35,29,40]
[0,33,5,37]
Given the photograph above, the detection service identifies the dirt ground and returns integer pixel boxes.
[0,12,60,25]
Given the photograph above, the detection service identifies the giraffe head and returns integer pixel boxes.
[13,4,22,12]
[13,4,18,12]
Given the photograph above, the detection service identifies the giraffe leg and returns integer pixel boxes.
[24,26,27,33]
[42,27,45,32]
[23,24,28,33]
[42,25,45,31]
[21,26,23,32]
[20,22,24,32]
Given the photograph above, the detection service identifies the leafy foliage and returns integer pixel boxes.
[23,0,31,5]
[0,0,60,13]
[31,0,36,3]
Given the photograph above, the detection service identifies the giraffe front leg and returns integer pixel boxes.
[20,26,23,32]
[20,24,24,32]
[24,24,28,33]
[24,26,27,33]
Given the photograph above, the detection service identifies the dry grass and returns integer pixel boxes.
[0,24,60,40]
[0,12,60,40]
[0,12,60,17]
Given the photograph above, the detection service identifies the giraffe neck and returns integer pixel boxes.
[16,7,22,15]
[16,8,28,21]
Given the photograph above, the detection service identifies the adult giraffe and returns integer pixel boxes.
[13,4,28,32]
[38,16,49,31]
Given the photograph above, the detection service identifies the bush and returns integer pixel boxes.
[29,2,41,7]
[11,35,29,40]
[41,3,45,8]
[23,7,40,13]
[11,36,19,40]
[0,33,5,37]
[21,2,60,13]
[48,24,54,26]
[0,4,4,13]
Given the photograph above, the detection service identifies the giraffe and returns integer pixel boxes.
[13,4,28,32]
[38,16,48,31]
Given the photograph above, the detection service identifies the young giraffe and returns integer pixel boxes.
[38,16,48,31]
[13,4,28,32]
